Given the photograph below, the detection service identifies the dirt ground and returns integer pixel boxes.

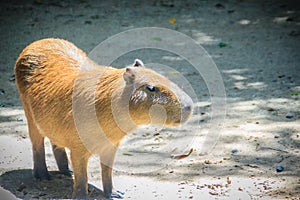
[0,0,300,199]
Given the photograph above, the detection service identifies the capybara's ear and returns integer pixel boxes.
[123,67,135,84]
[133,59,144,67]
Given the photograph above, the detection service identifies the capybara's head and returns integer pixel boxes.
[123,59,193,126]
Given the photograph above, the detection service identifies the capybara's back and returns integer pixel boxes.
[15,38,90,149]
[15,38,193,199]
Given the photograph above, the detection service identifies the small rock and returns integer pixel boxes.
[9,75,15,82]
[276,166,284,172]
[286,113,294,119]
[0,89,5,95]
[215,3,225,9]
[204,160,212,164]
[231,149,238,154]
[17,117,23,122]
[17,182,26,192]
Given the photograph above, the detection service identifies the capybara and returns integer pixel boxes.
[15,38,193,199]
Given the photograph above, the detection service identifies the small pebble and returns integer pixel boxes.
[276,166,284,172]
[204,160,212,164]
[17,117,23,122]
[286,113,294,119]
[231,149,238,154]
[9,75,15,81]
[17,182,26,192]
[215,3,225,8]
[0,89,5,95]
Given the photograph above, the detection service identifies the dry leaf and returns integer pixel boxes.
[169,71,179,75]
[169,18,177,24]
[227,177,232,184]
[171,148,193,159]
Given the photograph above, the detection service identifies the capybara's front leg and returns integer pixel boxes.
[71,149,90,199]
[101,149,117,199]
[52,144,72,176]
[101,163,113,199]
[28,121,51,180]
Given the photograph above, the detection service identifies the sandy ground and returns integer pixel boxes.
[0,0,300,199]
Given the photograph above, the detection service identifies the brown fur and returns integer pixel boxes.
[15,38,193,199]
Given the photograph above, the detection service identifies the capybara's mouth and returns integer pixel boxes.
[165,105,193,126]
[180,105,193,124]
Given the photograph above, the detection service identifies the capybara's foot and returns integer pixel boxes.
[72,188,87,199]
[33,168,51,180]
[52,144,72,177]
[59,169,72,177]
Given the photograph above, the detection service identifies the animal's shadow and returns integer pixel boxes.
[0,169,104,199]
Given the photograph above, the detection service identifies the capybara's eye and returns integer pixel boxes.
[145,85,159,92]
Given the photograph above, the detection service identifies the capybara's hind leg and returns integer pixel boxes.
[52,144,72,176]
[28,121,51,180]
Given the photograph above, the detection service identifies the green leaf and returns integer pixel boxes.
[218,42,227,47]
[152,37,162,41]
[123,152,133,156]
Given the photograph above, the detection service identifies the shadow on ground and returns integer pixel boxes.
[0,169,103,199]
